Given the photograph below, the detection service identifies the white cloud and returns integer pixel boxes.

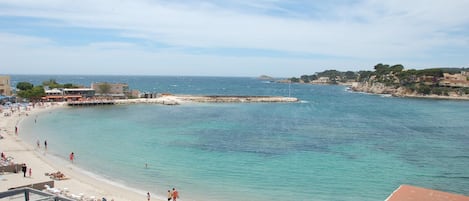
[0,0,468,76]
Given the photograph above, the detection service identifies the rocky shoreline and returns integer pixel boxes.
[350,82,469,101]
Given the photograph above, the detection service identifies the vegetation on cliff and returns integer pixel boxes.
[289,63,469,97]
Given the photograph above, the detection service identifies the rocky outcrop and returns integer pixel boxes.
[351,82,398,94]
[351,81,416,97]
[350,81,469,100]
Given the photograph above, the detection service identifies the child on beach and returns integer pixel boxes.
[70,152,75,163]
[167,190,172,201]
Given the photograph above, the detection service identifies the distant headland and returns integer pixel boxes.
[284,63,469,100]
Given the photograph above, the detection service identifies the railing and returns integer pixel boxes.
[0,187,74,201]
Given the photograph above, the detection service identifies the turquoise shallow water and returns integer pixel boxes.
[15,75,469,201]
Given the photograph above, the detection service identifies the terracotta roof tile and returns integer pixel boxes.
[386,185,469,201]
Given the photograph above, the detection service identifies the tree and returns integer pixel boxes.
[43,79,62,89]
[63,83,78,88]
[17,86,45,101]
[98,82,111,95]
[417,84,431,95]
[390,64,404,73]
[374,63,391,75]
[29,86,46,100]
[289,77,300,83]
[300,75,311,83]
[344,71,357,80]
[357,71,373,82]
[317,70,341,79]
[17,82,34,91]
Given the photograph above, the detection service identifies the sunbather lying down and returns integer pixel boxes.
[46,171,69,180]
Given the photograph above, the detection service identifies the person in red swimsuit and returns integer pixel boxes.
[69,152,75,163]
[172,188,179,201]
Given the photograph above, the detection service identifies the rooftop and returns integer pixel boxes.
[386,185,469,201]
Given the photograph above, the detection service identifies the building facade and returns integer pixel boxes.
[0,75,12,96]
[91,82,129,98]
[43,88,95,101]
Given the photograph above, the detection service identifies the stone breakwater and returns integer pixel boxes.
[112,95,299,105]
[176,95,299,103]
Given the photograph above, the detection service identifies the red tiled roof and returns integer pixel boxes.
[386,185,469,201]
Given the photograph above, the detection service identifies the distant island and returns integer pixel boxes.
[257,75,275,80]
[285,63,469,100]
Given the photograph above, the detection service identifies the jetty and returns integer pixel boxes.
[67,95,298,106]
[175,95,299,103]
[67,100,115,106]
[113,95,298,105]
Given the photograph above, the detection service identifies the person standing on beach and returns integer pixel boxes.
[172,188,179,201]
[21,163,27,177]
[147,192,151,201]
[167,190,172,201]
[70,152,75,163]
[29,168,32,177]
[44,140,47,150]
[15,126,18,135]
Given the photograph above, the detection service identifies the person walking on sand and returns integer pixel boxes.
[147,192,151,201]
[167,190,172,201]
[172,188,179,201]
[21,163,27,177]
[70,152,75,163]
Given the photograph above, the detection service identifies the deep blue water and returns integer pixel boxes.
[14,75,469,201]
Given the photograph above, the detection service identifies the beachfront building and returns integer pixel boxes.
[91,82,129,99]
[63,88,95,98]
[43,88,95,102]
[0,75,11,96]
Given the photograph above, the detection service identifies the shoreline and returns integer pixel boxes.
[347,82,469,101]
[1,94,298,200]
[0,103,164,201]
[346,87,469,101]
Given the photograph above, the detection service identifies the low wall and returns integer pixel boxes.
[0,164,21,173]
[8,180,54,191]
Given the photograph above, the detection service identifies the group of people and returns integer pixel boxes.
[167,188,179,201]
[36,140,48,149]
[147,188,180,201]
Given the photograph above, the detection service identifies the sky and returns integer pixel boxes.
[1,0,468,77]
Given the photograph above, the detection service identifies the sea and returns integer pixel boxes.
[12,75,469,201]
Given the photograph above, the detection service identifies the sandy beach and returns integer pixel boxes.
[0,103,162,201]
[0,95,297,200]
